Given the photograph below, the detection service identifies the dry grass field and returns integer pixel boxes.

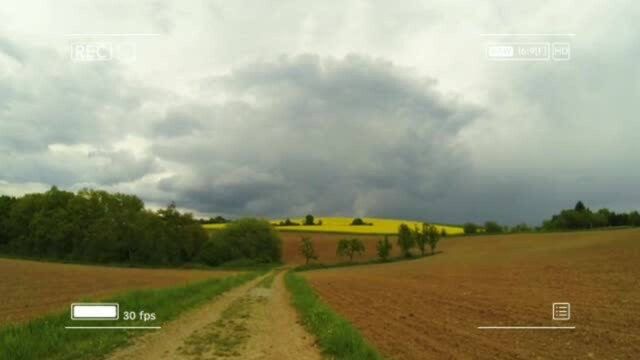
[0,258,237,325]
[303,228,640,359]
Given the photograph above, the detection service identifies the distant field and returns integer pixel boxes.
[303,228,640,359]
[204,217,464,235]
[281,231,401,264]
[0,258,237,325]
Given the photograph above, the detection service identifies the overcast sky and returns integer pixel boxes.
[1,0,638,225]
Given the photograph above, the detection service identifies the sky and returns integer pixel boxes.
[0,0,639,225]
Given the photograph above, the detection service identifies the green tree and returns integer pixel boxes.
[463,223,479,235]
[304,214,315,225]
[484,221,503,233]
[413,224,428,256]
[336,238,365,262]
[209,218,282,265]
[575,201,586,212]
[510,223,531,233]
[376,235,392,261]
[300,237,318,264]
[0,187,207,266]
[0,195,16,248]
[397,223,415,257]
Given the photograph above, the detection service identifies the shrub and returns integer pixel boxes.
[350,217,372,226]
[336,238,365,262]
[278,218,299,226]
[484,221,503,233]
[463,222,479,234]
[376,235,392,261]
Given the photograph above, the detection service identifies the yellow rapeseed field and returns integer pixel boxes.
[203,217,464,235]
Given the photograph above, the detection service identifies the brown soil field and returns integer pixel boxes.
[303,228,640,359]
[281,231,401,264]
[0,258,237,325]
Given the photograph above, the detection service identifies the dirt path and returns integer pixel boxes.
[107,271,322,360]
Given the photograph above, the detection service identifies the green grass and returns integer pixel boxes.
[0,272,260,360]
[285,272,384,360]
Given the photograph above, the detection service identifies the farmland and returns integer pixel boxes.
[204,217,464,235]
[281,231,400,264]
[302,228,640,359]
[0,258,237,325]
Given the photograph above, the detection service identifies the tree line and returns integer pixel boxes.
[462,201,640,235]
[0,187,282,266]
[0,187,208,265]
[299,222,443,265]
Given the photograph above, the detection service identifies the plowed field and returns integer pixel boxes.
[303,229,640,359]
[0,258,237,325]
[281,232,401,264]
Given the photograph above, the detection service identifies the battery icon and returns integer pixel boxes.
[71,303,119,321]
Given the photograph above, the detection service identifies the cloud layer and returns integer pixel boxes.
[1,1,639,224]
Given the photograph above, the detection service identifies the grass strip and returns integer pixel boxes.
[256,270,280,288]
[285,271,384,360]
[0,271,260,360]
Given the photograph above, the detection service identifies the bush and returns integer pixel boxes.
[484,221,503,233]
[350,218,372,226]
[463,222,479,234]
[201,218,282,266]
[277,218,299,226]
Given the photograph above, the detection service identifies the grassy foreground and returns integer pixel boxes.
[285,271,383,360]
[0,272,259,360]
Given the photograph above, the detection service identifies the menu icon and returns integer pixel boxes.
[553,303,571,321]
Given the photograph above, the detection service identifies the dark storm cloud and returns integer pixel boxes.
[2,0,639,225]
[151,55,483,218]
